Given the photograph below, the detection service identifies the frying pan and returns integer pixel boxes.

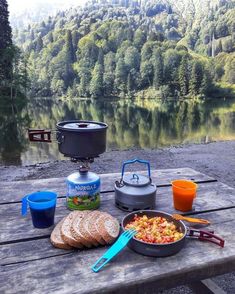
[121,210,224,257]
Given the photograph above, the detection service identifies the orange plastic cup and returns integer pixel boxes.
[171,180,198,212]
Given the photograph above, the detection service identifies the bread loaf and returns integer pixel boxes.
[51,211,120,250]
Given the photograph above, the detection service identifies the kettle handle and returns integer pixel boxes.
[121,159,151,180]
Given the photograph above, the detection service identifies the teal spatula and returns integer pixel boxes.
[91,229,136,273]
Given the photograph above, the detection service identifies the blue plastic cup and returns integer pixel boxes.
[22,191,57,228]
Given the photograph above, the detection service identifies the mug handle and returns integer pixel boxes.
[21,196,28,216]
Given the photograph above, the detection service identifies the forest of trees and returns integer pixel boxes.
[1,0,235,164]
[5,0,235,98]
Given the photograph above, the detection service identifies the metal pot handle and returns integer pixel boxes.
[187,228,225,247]
[28,129,52,142]
[121,159,151,180]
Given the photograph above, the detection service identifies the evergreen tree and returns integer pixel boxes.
[103,52,115,96]
[200,71,212,96]
[114,57,127,93]
[216,40,222,55]
[0,0,12,50]
[224,57,235,84]
[90,62,103,97]
[133,29,146,49]
[98,48,104,65]
[140,61,153,88]
[127,69,136,94]
[189,61,204,96]
[30,30,35,41]
[35,36,43,53]
[0,0,12,81]
[164,49,181,84]
[0,0,27,98]
[77,60,91,97]
[48,32,54,43]
[65,30,75,63]
[72,31,80,56]
[103,72,114,96]
[63,30,75,88]
[152,48,164,89]
[124,46,140,72]
[79,70,90,97]
[141,42,153,62]
[178,55,189,96]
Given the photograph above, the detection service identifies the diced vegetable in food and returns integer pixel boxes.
[125,215,184,244]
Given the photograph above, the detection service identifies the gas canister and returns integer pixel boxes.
[66,171,100,210]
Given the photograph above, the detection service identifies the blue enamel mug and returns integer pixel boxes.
[22,191,57,228]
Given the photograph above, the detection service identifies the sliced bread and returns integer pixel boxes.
[50,218,73,250]
[71,211,92,248]
[97,215,120,244]
[79,211,100,247]
[61,211,84,249]
[87,211,108,245]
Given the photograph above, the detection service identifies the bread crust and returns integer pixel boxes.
[71,211,92,248]
[97,215,120,244]
[61,212,84,249]
[79,211,102,246]
[88,212,107,245]
[50,218,73,250]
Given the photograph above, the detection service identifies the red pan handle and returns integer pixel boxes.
[28,129,52,142]
[188,229,225,247]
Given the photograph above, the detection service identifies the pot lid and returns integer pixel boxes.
[57,120,108,132]
[123,174,150,187]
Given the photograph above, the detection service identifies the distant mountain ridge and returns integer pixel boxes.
[8,0,83,28]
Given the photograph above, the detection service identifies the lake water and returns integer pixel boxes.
[1,97,235,166]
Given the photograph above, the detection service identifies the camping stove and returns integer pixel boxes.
[28,120,108,211]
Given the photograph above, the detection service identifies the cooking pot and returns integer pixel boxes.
[115,159,156,211]
[28,120,108,159]
[121,210,225,257]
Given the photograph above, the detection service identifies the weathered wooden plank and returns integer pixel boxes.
[1,209,234,294]
[0,181,234,244]
[0,209,233,266]
[0,168,215,203]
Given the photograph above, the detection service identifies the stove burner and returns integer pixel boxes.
[70,157,95,172]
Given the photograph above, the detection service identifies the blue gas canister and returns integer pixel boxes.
[66,171,100,210]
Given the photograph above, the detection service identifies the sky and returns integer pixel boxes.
[8,0,87,15]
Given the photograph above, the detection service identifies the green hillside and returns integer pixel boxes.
[13,0,235,98]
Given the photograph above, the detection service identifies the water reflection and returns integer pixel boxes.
[0,95,31,165]
[1,97,235,166]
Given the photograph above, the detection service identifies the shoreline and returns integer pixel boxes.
[1,140,235,188]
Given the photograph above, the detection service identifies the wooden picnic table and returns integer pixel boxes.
[0,167,235,294]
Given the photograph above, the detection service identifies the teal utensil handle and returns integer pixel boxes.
[91,244,126,272]
[91,257,110,273]
[91,229,136,273]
